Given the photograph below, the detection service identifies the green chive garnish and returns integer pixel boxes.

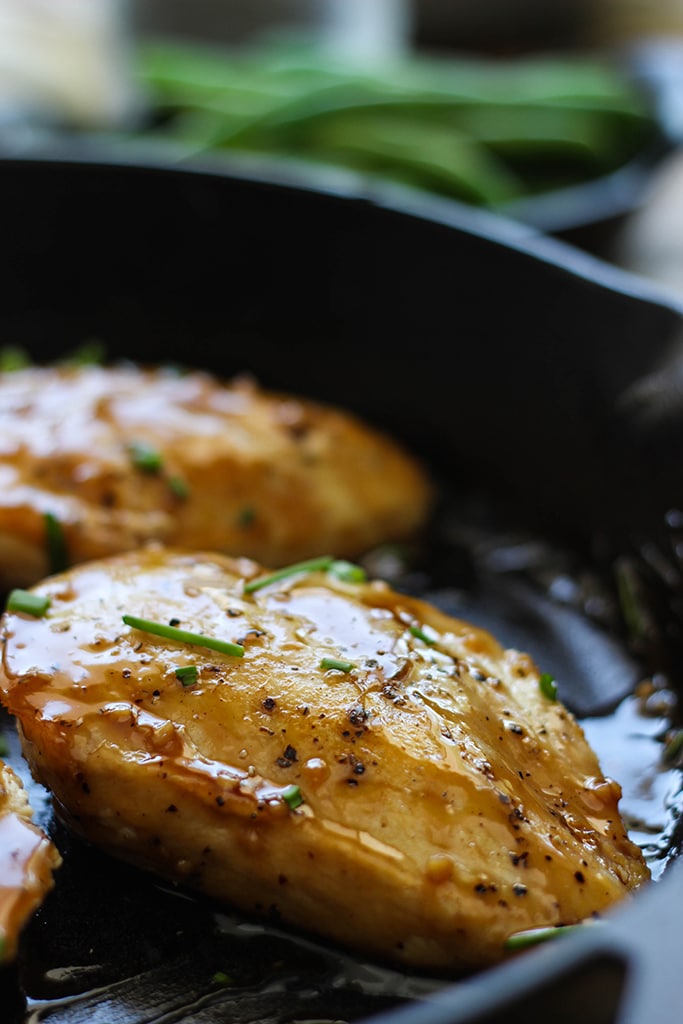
[168,475,190,500]
[237,505,256,528]
[282,784,303,809]
[410,624,436,645]
[321,657,355,673]
[328,559,366,583]
[244,555,334,594]
[128,441,163,474]
[539,672,558,701]
[663,728,683,764]
[504,923,587,951]
[0,735,9,757]
[212,971,234,986]
[59,339,106,366]
[44,511,68,574]
[122,615,244,657]
[0,345,31,371]
[175,665,199,686]
[6,589,50,617]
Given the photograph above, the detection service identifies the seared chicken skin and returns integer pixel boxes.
[0,549,649,970]
[0,760,61,963]
[0,363,432,589]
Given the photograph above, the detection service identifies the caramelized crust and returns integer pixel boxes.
[0,549,649,970]
[0,760,61,963]
[0,364,433,588]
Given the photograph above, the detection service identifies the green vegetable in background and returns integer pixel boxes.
[133,36,657,208]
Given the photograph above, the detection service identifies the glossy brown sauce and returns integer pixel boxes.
[0,811,58,957]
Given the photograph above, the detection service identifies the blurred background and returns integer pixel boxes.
[3,0,683,292]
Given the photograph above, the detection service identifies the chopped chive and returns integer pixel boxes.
[44,511,69,574]
[614,557,649,642]
[0,344,31,371]
[282,784,303,810]
[0,735,9,757]
[410,624,437,645]
[122,615,244,657]
[168,475,190,500]
[539,672,558,701]
[504,923,587,951]
[321,656,355,673]
[175,665,199,686]
[237,505,256,528]
[244,555,334,594]
[328,559,366,583]
[212,971,234,986]
[128,441,163,474]
[6,589,50,617]
[59,339,106,366]
[663,728,683,764]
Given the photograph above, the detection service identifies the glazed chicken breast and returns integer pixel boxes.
[0,548,649,971]
[0,362,433,589]
[0,759,61,963]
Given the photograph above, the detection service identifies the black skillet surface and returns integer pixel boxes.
[1,145,683,1023]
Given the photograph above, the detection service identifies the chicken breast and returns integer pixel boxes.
[0,548,649,971]
[0,759,61,963]
[0,362,432,589]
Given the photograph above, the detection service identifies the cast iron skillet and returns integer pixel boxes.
[1,143,683,1024]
